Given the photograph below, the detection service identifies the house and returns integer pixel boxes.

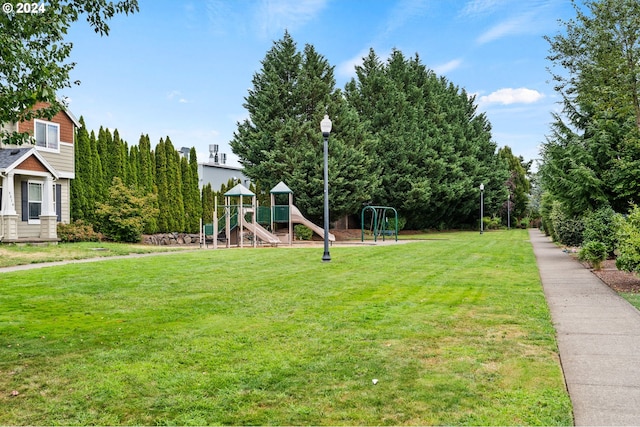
[0,102,80,242]
[198,144,250,192]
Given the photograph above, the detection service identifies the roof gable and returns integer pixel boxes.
[0,147,59,178]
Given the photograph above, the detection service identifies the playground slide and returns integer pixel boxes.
[291,205,335,242]
[239,216,281,245]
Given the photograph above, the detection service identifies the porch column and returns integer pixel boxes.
[39,175,57,240]
[1,173,18,241]
[42,175,56,216]
[2,172,16,215]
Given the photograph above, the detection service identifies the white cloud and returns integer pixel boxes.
[383,0,431,36]
[476,13,533,44]
[479,88,544,105]
[337,49,392,80]
[256,0,328,38]
[167,90,189,104]
[337,50,368,79]
[459,0,508,17]
[433,58,463,75]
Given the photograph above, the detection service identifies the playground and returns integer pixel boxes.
[200,181,399,249]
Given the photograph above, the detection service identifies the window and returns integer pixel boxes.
[28,182,42,221]
[34,120,59,150]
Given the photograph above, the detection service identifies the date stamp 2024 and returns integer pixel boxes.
[2,2,46,14]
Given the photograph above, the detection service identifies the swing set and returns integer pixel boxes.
[361,206,398,242]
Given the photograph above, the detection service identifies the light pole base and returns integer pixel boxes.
[322,252,331,262]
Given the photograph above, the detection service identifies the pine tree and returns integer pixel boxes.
[345,49,508,228]
[231,32,376,222]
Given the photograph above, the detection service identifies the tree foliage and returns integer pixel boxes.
[231,32,377,223]
[96,177,158,242]
[71,124,199,235]
[540,0,640,214]
[0,0,138,144]
[345,49,508,229]
[498,146,532,222]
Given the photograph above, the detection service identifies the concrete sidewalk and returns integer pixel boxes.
[529,229,640,426]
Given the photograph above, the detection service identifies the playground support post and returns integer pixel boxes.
[321,115,332,262]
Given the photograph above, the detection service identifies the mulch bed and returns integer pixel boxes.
[587,259,640,294]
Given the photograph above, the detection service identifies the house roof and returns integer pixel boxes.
[0,147,59,179]
[0,147,32,169]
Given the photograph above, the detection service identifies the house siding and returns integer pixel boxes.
[39,143,74,176]
[16,102,75,145]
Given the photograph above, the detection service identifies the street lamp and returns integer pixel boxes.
[320,114,332,262]
[480,183,484,235]
[507,192,511,230]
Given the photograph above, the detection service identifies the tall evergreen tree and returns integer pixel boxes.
[71,116,91,221]
[138,134,155,194]
[155,137,170,232]
[181,149,201,233]
[164,136,185,231]
[541,0,640,214]
[498,146,532,222]
[345,49,507,229]
[231,32,376,222]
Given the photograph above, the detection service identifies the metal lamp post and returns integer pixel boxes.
[320,114,332,262]
[507,192,511,230]
[480,183,484,235]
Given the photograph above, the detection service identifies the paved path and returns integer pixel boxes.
[529,229,640,426]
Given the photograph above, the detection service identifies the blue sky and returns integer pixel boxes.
[63,0,576,167]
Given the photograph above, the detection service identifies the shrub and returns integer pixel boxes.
[550,202,584,247]
[578,241,607,270]
[482,216,501,230]
[57,220,102,243]
[97,177,159,243]
[294,224,313,240]
[582,206,619,257]
[540,193,556,239]
[616,205,640,274]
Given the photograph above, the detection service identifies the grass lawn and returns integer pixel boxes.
[0,241,189,268]
[0,230,572,425]
[621,293,640,311]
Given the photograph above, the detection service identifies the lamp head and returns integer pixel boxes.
[320,114,332,137]
[480,183,484,191]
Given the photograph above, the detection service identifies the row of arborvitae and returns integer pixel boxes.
[70,122,202,242]
[541,203,640,273]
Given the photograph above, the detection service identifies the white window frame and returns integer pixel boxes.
[34,119,60,152]
[27,181,43,224]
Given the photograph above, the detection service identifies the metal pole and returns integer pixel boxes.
[507,195,510,230]
[480,188,484,235]
[322,134,331,262]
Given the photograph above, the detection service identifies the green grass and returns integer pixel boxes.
[0,230,572,425]
[621,293,640,311]
[0,241,189,268]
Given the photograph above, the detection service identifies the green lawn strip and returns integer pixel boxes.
[0,230,572,425]
[621,293,640,311]
[0,242,190,268]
